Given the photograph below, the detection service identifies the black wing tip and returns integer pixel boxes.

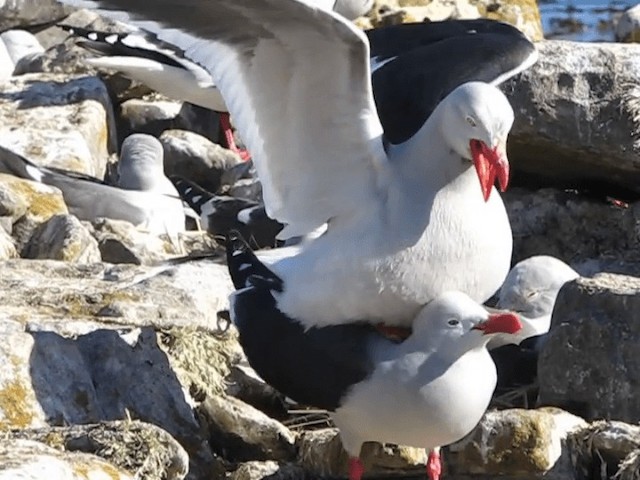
[225,231,283,291]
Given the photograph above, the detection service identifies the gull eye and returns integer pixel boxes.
[465,116,477,127]
[447,318,460,326]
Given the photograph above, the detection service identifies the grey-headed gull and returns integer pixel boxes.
[0,30,45,80]
[172,176,283,248]
[227,234,522,480]
[52,0,524,328]
[0,134,185,237]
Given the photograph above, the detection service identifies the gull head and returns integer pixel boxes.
[440,82,515,202]
[412,291,522,352]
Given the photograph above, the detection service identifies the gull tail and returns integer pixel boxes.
[226,231,282,291]
[171,176,213,214]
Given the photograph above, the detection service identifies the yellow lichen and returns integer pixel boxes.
[0,378,35,430]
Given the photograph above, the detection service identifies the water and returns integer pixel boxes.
[539,0,638,41]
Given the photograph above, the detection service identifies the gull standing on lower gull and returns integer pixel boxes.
[227,234,523,480]
[51,0,532,329]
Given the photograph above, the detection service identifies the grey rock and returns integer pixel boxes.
[201,394,296,462]
[0,439,133,480]
[539,274,640,422]
[569,421,640,480]
[616,4,640,42]
[229,461,307,480]
[297,428,426,477]
[6,421,189,480]
[228,178,263,203]
[225,363,287,419]
[220,160,256,190]
[0,225,17,260]
[0,73,116,177]
[447,408,586,478]
[160,129,242,193]
[0,258,232,331]
[0,0,70,31]
[504,40,640,196]
[504,188,640,273]
[23,214,101,263]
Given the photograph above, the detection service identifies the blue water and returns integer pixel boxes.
[540,0,637,41]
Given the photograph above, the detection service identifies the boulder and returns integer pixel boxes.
[447,408,586,478]
[0,439,133,480]
[504,40,640,198]
[0,227,17,260]
[297,428,426,477]
[0,73,116,177]
[539,274,640,422]
[473,0,543,41]
[160,129,242,193]
[228,461,306,480]
[23,214,101,262]
[6,421,189,480]
[201,394,296,462]
[0,0,70,31]
[615,4,640,42]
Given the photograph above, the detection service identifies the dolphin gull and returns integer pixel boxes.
[51,0,529,328]
[489,255,579,392]
[0,135,185,237]
[227,234,522,480]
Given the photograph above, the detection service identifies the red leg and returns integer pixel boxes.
[427,448,442,480]
[219,112,251,161]
[348,457,365,480]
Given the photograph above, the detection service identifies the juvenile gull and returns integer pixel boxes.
[227,234,522,480]
[51,0,533,328]
[0,135,185,237]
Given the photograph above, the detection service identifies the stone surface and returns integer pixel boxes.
[0,439,133,480]
[0,227,17,260]
[0,258,233,331]
[160,129,242,193]
[504,40,640,197]
[23,214,101,262]
[447,408,586,477]
[229,461,306,480]
[504,188,640,272]
[539,275,640,422]
[7,421,190,480]
[227,178,263,203]
[0,73,115,177]
[0,0,70,31]
[202,394,296,462]
[616,4,640,42]
[297,428,426,477]
[570,421,640,480]
[473,0,543,41]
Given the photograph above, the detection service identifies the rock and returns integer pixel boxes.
[225,363,288,419]
[160,129,242,193]
[297,428,426,477]
[220,160,256,190]
[0,439,133,480]
[0,258,233,331]
[5,421,190,480]
[570,421,640,480]
[504,188,640,271]
[0,0,70,31]
[504,41,640,197]
[201,394,296,462]
[0,227,17,260]
[23,214,101,262]
[447,408,586,477]
[538,274,640,422]
[616,4,640,42]
[473,0,543,41]
[91,218,180,265]
[0,74,115,177]
[118,99,220,144]
[229,461,306,480]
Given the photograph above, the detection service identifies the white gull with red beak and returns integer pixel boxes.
[51,0,518,327]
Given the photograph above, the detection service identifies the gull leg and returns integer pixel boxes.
[219,112,251,161]
[348,457,365,480]
[427,447,442,480]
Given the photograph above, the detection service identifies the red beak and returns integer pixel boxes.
[469,139,510,202]
[473,312,522,335]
